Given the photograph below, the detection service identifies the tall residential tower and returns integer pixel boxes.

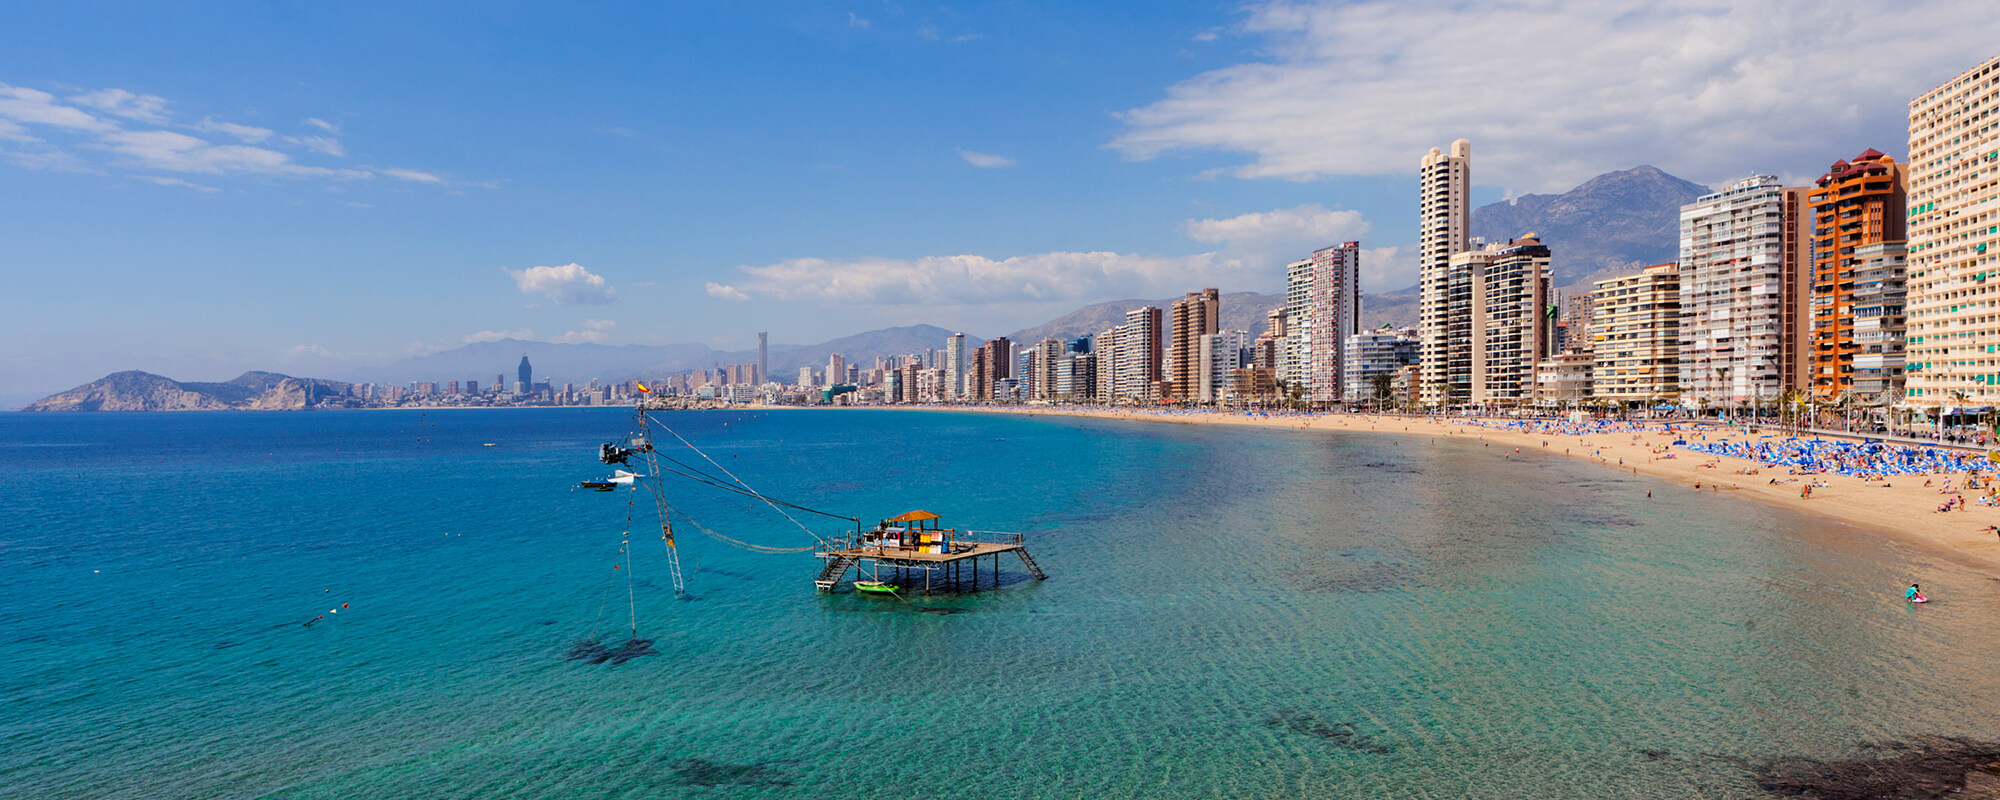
[1905,53,2000,408]
[1418,139,1472,407]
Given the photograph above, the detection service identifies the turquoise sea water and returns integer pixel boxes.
[3,408,1998,798]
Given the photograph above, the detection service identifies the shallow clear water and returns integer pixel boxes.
[2,409,1996,798]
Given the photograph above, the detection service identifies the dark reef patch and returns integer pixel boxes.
[1752,736,2000,799]
[566,638,657,665]
[668,758,796,787]
[1264,710,1393,755]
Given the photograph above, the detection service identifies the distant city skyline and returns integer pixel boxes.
[4,1,1998,407]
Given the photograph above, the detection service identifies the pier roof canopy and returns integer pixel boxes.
[887,510,942,523]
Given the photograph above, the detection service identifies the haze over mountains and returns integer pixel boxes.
[22,165,1707,409]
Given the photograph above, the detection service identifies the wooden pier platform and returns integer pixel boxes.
[814,514,1047,593]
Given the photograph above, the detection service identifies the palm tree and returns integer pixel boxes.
[1370,372,1396,411]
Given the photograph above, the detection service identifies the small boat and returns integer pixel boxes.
[854,580,900,595]
[578,480,617,492]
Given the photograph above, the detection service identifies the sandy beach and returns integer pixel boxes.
[897,405,2000,575]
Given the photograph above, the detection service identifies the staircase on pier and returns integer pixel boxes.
[1013,548,1048,580]
[814,553,860,592]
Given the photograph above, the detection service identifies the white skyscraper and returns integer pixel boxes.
[944,332,966,400]
[826,353,847,388]
[1418,139,1471,407]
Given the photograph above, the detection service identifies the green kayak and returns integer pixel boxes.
[854,580,900,595]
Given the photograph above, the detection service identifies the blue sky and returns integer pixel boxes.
[3,0,1997,403]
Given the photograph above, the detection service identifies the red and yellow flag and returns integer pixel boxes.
[636,381,652,394]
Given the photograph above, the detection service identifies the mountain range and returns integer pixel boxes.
[23,165,1707,409]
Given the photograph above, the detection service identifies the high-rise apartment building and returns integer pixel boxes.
[1678,176,1812,406]
[1282,258,1312,390]
[1114,307,1162,402]
[1563,292,1595,353]
[1418,139,1472,407]
[756,332,768,386]
[1469,237,1556,404]
[1306,243,1362,403]
[1848,242,1910,400]
[944,333,966,400]
[1094,326,1120,404]
[827,353,847,389]
[1197,329,1251,404]
[1808,149,1907,400]
[1169,289,1220,400]
[1343,328,1419,402]
[1905,53,2000,407]
[1590,263,1681,405]
[968,348,989,400]
[516,355,533,395]
[1035,338,1063,401]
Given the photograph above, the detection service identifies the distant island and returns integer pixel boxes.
[24,371,359,412]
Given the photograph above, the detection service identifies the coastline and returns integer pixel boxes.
[873,404,2000,575]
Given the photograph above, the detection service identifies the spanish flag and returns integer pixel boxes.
[636,381,652,394]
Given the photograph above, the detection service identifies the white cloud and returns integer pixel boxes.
[143,176,219,192]
[464,329,533,343]
[556,319,616,344]
[98,129,369,178]
[286,134,344,157]
[1192,30,1219,42]
[711,250,1253,306]
[957,149,1017,168]
[708,202,1398,306]
[1113,0,2000,191]
[607,127,636,137]
[343,201,372,209]
[951,34,981,43]
[287,344,332,358]
[194,117,273,143]
[0,118,31,142]
[919,26,939,41]
[67,88,167,122]
[507,263,617,305]
[706,282,751,301]
[380,167,441,183]
[848,11,871,28]
[0,83,111,130]
[1183,203,1366,246]
[0,143,91,172]
[0,81,466,189]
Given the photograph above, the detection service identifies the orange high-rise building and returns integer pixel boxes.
[1807,149,1907,400]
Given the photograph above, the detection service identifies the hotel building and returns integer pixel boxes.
[1905,53,2000,407]
[1808,149,1908,401]
[1677,176,1811,407]
[1590,263,1681,405]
